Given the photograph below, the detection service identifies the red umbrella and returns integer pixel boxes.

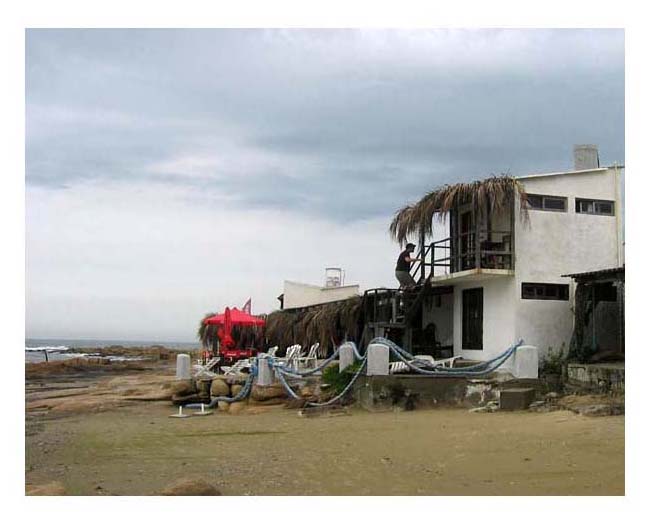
[204,307,266,327]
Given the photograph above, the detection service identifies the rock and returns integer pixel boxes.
[224,373,249,385]
[250,384,286,401]
[468,406,489,413]
[228,401,247,414]
[210,379,230,397]
[545,391,559,399]
[170,379,196,396]
[231,384,243,398]
[217,401,230,412]
[172,393,202,405]
[300,385,316,397]
[26,481,66,496]
[159,478,222,496]
[196,380,212,402]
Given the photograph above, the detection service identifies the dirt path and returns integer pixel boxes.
[26,401,624,495]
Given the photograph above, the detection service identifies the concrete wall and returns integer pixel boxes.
[516,168,622,279]
[432,167,623,364]
[283,280,360,309]
[452,277,517,361]
[512,167,622,357]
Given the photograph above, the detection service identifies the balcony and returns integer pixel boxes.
[411,228,514,283]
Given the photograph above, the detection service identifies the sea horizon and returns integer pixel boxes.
[25,337,200,363]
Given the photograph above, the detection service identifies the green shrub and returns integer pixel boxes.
[321,362,363,395]
[540,343,566,375]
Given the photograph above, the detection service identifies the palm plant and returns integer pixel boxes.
[197,312,219,353]
[389,174,529,245]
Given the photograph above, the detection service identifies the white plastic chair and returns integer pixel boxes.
[389,355,462,374]
[297,343,320,370]
[283,344,303,370]
[223,358,252,376]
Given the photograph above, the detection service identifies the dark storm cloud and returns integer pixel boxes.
[26,29,624,220]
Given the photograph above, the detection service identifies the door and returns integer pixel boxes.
[460,211,475,270]
[462,288,483,350]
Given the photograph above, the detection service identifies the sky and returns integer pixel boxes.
[25,29,624,342]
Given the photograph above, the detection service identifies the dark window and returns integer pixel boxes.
[526,193,567,212]
[521,283,569,301]
[462,288,483,350]
[575,198,615,216]
[593,282,617,302]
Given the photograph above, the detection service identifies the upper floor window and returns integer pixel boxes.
[575,198,615,216]
[526,193,567,212]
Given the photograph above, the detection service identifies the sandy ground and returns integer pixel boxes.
[25,363,624,496]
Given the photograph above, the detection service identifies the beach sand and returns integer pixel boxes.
[25,358,624,496]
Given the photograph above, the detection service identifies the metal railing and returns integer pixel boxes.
[411,229,514,280]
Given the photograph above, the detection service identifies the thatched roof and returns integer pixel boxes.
[264,297,362,357]
[389,175,528,245]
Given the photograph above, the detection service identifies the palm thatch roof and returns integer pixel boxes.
[389,174,529,245]
[264,297,362,357]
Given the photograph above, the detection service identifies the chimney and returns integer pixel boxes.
[573,144,600,170]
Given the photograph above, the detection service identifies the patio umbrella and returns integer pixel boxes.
[204,307,266,327]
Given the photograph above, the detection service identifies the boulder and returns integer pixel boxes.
[231,384,243,398]
[172,393,202,405]
[250,384,286,401]
[196,379,212,402]
[224,373,249,385]
[170,379,196,397]
[300,385,316,397]
[26,481,66,496]
[217,401,230,412]
[210,379,230,397]
[159,478,222,496]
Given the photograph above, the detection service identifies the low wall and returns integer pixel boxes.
[353,374,542,411]
[566,363,625,392]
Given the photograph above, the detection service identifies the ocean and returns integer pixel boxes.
[25,338,200,363]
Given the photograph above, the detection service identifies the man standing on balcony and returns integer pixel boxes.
[395,243,419,288]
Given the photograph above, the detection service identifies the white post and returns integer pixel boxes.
[504,345,539,379]
[175,354,191,380]
[257,356,273,386]
[339,344,355,372]
[366,343,389,376]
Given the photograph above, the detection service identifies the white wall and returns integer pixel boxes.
[513,167,622,356]
[452,277,517,361]
[283,280,360,309]
[516,168,621,280]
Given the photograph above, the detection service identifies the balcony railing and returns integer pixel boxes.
[411,229,514,282]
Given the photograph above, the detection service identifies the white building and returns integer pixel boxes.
[279,269,360,309]
[418,146,624,362]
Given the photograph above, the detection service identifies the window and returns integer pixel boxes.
[521,283,569,301]
[462,288,483,350]
[593,282,617,302]
[526,193,567,212]
[575,198,615,216]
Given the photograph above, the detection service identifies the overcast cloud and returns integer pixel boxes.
[25,29,624,341]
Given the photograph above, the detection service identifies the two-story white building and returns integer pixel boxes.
[388,145,623,363]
